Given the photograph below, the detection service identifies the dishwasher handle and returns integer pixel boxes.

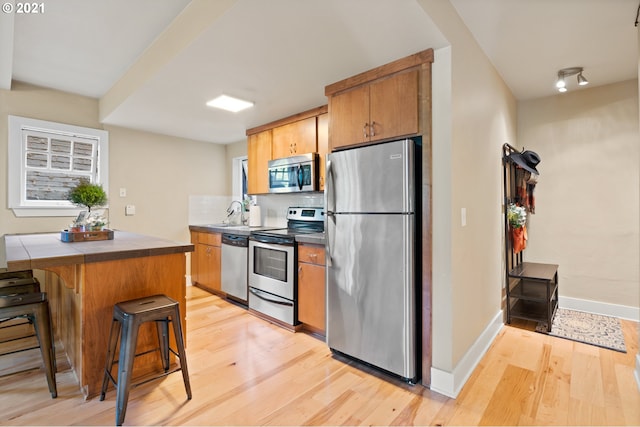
[221,234,249,247]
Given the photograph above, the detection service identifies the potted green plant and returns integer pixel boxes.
[507,203,527,253]
[67,179,108,231]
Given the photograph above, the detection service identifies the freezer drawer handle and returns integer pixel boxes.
[249,288,293,307]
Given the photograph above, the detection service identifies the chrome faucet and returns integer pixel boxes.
[226,200,244,225]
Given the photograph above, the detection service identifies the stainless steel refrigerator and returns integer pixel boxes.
[325,138,420,383]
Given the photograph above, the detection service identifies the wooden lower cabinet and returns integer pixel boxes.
[297,243,326,337]
[191,231,223,295]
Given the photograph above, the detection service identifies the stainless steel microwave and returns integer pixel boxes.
[268,153,319,193]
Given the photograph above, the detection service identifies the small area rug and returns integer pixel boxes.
[536,308,627,353]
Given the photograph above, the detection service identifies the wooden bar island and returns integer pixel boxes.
[0,231,194,399]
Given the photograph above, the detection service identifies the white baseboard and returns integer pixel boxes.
[559,296,639,321]
[429,299,640,398]
[430,310,503,398]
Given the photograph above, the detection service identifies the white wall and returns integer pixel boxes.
[105,124,227,243]
[518,80,639,317]
[1,82,229,244]
[633,24,639,392]
[417,0,517,396]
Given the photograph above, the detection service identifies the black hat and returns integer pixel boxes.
[508,150,540,175]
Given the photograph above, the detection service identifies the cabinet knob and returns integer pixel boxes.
[370,121,376,137]
[363,123,369,138]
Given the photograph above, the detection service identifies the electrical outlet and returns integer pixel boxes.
[125,205,135,216]
[119,188,127,197]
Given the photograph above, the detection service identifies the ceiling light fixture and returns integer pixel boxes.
[206,94,254,112]
[555,67,588,92]
[577,71,589,86]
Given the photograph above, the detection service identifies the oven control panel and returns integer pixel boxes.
[286,207,324,222]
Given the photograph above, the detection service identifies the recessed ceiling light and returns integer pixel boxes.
[206,94,254,113]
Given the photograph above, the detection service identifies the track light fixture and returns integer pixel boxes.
[556,67,589,92]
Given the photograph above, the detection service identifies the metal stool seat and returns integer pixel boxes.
[100,294,191,426]
[0,277,41,296]
[0,270,34,280]
[0,277,46,354]
[0,292,57,398]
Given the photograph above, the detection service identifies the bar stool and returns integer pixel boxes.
[100,294,192,426]
[0,276,45,352]
[0,292,57,398]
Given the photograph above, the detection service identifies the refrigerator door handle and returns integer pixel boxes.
[325,158,334,267]
[325,159,335,213]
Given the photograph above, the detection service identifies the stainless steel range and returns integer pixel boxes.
[248,207,324,327]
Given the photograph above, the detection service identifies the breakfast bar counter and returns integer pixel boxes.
[0,231,194,399]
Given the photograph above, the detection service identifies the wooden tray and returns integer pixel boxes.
[60,229,114,242]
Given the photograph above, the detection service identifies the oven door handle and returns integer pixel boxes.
[249,288,294,307]
[250,235,295,246]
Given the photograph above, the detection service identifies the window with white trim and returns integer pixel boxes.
[8,115,109,217]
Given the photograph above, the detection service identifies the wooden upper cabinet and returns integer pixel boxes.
[369,69,419,142]
[317,113,328,191]
[325,48,432,151]
[246,105,328,193]
[328,69,418,150]
[328,84,370,147]
[247,130,272,194]
[272,117,317,159]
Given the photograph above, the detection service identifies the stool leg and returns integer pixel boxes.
[115,318,139,426]
[170,311,192,400]
[100,318,121,401]
[155,319,170,372]
[33,303,57,398]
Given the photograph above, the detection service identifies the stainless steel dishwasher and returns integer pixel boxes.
[221,233,249,304]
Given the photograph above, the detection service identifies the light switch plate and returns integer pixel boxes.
[125,205,135,216]
[119,188,127,197]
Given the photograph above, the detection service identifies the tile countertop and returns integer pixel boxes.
[189,224,325,245]
[1,230,194,271]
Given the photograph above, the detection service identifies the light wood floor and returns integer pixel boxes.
[1,285,639,426]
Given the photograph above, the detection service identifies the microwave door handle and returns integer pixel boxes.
[296,165,304,190]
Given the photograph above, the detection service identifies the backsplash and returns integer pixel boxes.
[188,193,324,227]
[255,193,324,227]
[188,195,233,225]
